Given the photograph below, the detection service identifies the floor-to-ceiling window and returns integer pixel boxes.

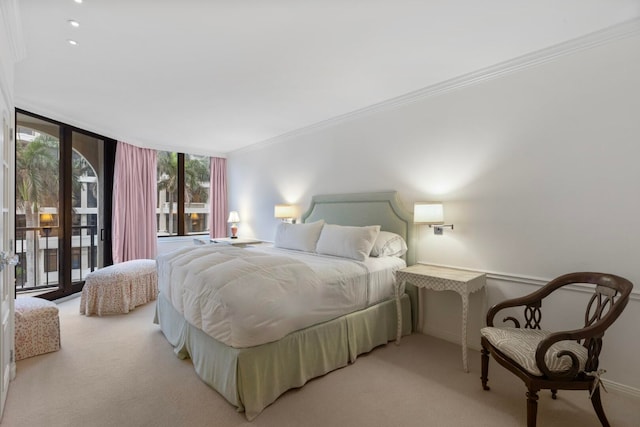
[15,110,116,300]
[184,153,210,235]
[156,151,210,237]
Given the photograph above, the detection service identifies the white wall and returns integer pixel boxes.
[227,34,640,392]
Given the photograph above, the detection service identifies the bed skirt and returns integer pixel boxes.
[155,290,414,420]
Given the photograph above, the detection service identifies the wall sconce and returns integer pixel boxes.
[227,211,240,239]
[274,204,296,223]
[414,202,454,235]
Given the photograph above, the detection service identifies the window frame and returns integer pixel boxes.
[157,152,210,238]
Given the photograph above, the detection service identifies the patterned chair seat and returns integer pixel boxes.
[15,296,61,360]
[481,327,587,376]
[80,259,158,316]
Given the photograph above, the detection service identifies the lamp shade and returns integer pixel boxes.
[227,211,240,223]
[414,202,444,224]
[40,213,54,224]
[274,204,295,219]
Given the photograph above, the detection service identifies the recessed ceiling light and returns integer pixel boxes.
[74,0,83,4]
[68,20,80,27]
[68,39,78,46]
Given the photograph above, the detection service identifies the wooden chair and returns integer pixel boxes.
[480,272,633,427]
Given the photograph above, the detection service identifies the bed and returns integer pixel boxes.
[154,191,418,420]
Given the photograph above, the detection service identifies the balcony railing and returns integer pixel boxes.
[15,225,97,293]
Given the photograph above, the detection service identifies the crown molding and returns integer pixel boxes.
[15,99,228,158]
[1,0,26,62]
[232,18,640,156]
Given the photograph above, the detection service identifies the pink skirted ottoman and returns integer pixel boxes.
[80,259,158,316]
[15,297,61,360]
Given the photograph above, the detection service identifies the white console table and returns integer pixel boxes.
[397,264,486,372]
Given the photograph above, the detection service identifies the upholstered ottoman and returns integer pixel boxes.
[80,259,158,316]
[15,297,61,360]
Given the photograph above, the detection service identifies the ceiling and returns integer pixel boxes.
[14,1,640,156]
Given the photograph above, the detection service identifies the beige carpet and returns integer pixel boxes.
[2,296,639,427]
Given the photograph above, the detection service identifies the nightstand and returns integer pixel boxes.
[397,264,486,372]
[210,237,262,248]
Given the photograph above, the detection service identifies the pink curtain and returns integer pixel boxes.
[209,157,228,238]
[112,142,158,263]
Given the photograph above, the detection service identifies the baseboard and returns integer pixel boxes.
[603,378,640,400]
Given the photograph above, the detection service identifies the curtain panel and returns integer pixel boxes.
[209,157,228,238]
[112,142,158,263]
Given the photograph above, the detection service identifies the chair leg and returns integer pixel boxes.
[481,346,490,390]
[590,385,610,427]
[526,389,539,427]
[551,389,557,400]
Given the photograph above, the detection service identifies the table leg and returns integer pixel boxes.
[417,287,424,333]
[461,292,469,372]
[395,280,404,344]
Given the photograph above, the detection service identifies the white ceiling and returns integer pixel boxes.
[14,1,640,156]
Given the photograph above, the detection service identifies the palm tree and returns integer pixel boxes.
[157,153,210,234]
[184,155,209,204]
[184,155,210,233]
[15,134,59,287]
[16,134,59,213]
[157,151,178,234]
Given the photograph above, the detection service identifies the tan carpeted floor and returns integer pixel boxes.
[2,296,639,426]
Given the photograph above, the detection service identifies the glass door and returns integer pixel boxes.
[71,131,105,282]
[15,111,115,299]
[15,113,61,294]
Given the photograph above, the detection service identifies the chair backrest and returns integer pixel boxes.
[549,272,633,329]
[550,272,633,372]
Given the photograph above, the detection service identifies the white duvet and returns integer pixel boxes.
[156,245,405,348]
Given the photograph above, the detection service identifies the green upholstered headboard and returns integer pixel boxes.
[301,191,415,265]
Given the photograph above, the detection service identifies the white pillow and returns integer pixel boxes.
[370,231,408,257]
[274,220,324,252]
[316,224,381,261]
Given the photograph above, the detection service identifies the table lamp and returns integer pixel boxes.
[227,211,240,239]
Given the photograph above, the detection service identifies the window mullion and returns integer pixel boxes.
[177,153,185,235]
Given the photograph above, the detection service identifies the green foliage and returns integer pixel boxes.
[157,152,209,234]
[157,151,178,200]
[157,151,209,202]
[185,155,209,204]
[15,134,59,223]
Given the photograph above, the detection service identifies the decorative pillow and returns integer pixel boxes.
[315,224,381,261]
[274,220,324,252]
[370,231,408,257]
